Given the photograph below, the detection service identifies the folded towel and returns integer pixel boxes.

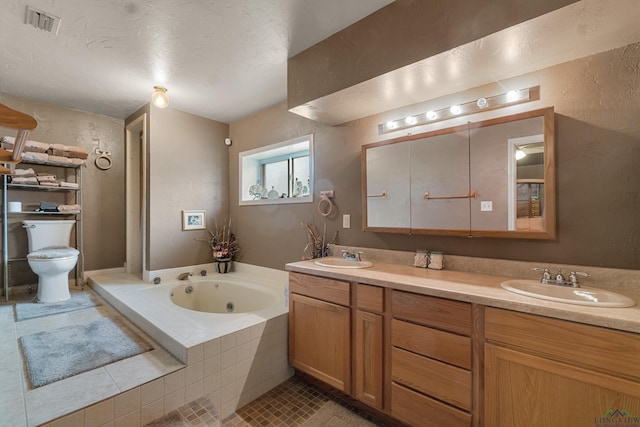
[13,168,36,177]
[38,181,59,187]
[66,145,88,159]
[59,181,79,189]
[69,158,85,165]
[37,174,57,182]
[11,177,38,185]
[22,152,49,163]
[47,155,74,165]
[39,201,58,210]
[57,204,81,213]
[1,136,50,153]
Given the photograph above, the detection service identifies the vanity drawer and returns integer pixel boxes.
[289,272,350,306]
[391,319,471,369]
[391,382,471,427]
[391,346,472,411]
[392,290,472,335]
[356,283,384,312]
[485,307,640,381]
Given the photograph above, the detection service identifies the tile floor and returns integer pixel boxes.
[146,375,389,427]
[2,286,388,427]
[0,287,183,427]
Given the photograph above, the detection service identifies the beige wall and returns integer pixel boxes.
[230,43,640,271]
[0,93,125,286]
[288,0,578,109]
[146,107,229,270]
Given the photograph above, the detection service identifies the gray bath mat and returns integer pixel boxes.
[20,317,153,388]
[15,292,100,321]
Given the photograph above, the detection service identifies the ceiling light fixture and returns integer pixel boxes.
[151,86,169,108]
[378,86,537,134]
[515,147,527,160]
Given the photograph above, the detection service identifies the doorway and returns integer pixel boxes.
[125,114,147,277]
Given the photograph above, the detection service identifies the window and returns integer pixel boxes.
[239,134,313,205]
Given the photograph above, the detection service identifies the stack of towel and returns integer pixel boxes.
[34,202,81,213]
[1,136,87,166]
[9,168,78,188]
[37,173,58,187]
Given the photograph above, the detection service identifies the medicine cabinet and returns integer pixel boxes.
[239,134,313,206]
[362,107,555,239]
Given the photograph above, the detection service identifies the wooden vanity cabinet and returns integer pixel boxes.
[354,284,385,410]
[288,272,352,393]
[289,274,387,409]
[485,308,640,427]
[390,290,474,427]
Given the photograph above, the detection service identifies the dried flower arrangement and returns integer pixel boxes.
[301,221,337,259]
[197,219,239,260]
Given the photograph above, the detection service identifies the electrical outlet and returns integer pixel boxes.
[342,214,351,228]
[320,190,334,198]
[480,201,493,212]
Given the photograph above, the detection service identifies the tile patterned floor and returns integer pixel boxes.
[146,375,390,427]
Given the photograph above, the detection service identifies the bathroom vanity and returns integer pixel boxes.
[286,260,640,427]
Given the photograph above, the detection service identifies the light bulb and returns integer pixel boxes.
[506,90,519,102]
[476,98,488,108]
[450,105,462,115]
[405,116,417,125]
[426,111,437,120]
[515,149,526,160]
[152,86,169,108]
[386,120,398,130]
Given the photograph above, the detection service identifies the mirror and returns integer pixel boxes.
[239,134,313,206]
[362,108,555,239]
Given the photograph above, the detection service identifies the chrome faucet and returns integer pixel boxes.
[341,249,363,261]
[178,272,192,281]
[533,267,589,287]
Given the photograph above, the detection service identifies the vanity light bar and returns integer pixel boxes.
[378,87,535,134]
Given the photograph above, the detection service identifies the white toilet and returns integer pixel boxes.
[23,220,79,303]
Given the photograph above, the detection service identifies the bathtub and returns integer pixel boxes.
[170,279,281,314]
[89,264,293,418]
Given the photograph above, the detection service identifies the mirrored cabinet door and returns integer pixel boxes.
[363,141,411,232]
[410,131,470,233]
[470,115,544,232]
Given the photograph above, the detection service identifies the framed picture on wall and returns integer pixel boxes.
[182,210,206,230]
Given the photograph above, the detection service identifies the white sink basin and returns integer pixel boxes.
[501,279,636,308]
[314,257,373,269]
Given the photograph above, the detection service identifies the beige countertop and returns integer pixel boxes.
[285,259,640,334]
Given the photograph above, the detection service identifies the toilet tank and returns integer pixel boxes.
[22,220,76,251]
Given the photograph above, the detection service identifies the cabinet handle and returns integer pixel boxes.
[367,191,387,198]
[424,189,478,200]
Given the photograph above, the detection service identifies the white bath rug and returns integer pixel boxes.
[15,292,100,321]
[20,317,152,388]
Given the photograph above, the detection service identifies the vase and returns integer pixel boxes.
[215,257,232,273]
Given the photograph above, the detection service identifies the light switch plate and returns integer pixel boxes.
[480,201,493,211]
[342,214,351,228]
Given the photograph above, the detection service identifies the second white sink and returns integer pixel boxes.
[314,257,373,269]
[501,279,636,308]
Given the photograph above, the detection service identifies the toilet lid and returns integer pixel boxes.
[27,246,79,260]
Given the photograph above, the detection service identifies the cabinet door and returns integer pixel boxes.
[289,293,351,393]
[354,310,383,409]
[485,343,640,427]
[410,131,470,231]
[363,141,411,231]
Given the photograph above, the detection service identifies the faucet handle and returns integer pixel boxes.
[532,267,552,283]
[569,271,589,287]
[555,269,565,283]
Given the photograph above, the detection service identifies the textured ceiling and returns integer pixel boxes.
[0,0,392,123]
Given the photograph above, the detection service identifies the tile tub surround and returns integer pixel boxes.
[89,263,294,420]
[294,249,640,334]
[0,288,183,427]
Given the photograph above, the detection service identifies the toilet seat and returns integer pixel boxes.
[27,246,79,260]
